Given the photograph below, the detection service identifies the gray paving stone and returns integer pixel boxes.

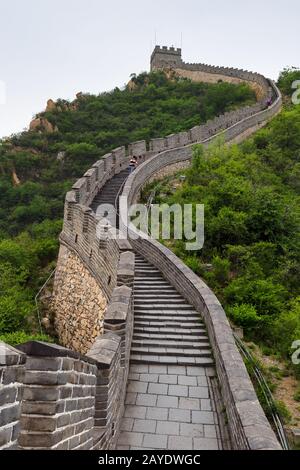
[125,393,137,405]
[136,393,157,407]
[192,411,215,424]
[124,406,147,419]
[193,437,219,450]
[197,376,208,387]
[148,383,168,395]
[200,399,212,411]
[130,365,149,373]
[149,365,167,374]
[127,381,148,393]
[120,418,134,432]
[169,408,191,423]
[187,366,206,376]
[188,386,209,399]
[139,374,159,383]
[118,432,143,447]
[179,397,200,410]
[160,356,177,364]
[143,433,168,449]
[159,374,178,384]
[205,367,216,377]
[204,425,217,438]
[168,436,193,450]
[180,423,204,437]
[167,365,186,375]
[129,373,140,381]
[156,420,180,435]
[146,407,168,421]
[157,395,178,408]
[133,419,157,433]
[178,375,197,386]
[168,385,188,397]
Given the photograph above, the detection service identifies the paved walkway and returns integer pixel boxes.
[117,364,221,450]
[91,173,223,450]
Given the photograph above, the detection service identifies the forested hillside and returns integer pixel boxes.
[142,71,300,424]
[0,71,255,344]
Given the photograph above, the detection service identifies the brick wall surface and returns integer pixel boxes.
[0,343,26,450]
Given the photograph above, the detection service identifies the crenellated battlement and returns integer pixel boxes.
[150,44,183,70]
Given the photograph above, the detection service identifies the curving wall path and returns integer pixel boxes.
[55,47,282,450]
[0,47,283,451]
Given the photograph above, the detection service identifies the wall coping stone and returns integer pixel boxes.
[0,342,26,366]
[87,333,121,369]
[105,285,132,323]
[16,341,98,366]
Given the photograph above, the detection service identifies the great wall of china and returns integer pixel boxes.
[0,46,283,450]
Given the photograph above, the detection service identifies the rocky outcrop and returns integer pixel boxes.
[29,117,58,133]
[45,99,57,112]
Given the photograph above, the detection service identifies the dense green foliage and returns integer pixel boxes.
[147,103,300,376]
[0,71,255,341]
[277,67,300,97]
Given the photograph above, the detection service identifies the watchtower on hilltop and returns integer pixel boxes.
[150,45,183,71]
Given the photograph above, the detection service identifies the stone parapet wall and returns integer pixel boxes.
[16,342,97,450]
[0,344,26,450]
[122,233,281,450]
[0,289,133,451]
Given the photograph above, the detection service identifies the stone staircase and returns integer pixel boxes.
[90,169,214,368]
[131,254,214,366]
[91,168,129,210]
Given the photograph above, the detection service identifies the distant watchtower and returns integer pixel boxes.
[150,45,183,71]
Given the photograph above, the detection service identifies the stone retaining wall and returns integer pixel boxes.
[51,245,108,354]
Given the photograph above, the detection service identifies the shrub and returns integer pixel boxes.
[228,304,261,330]
[0,331,54,346]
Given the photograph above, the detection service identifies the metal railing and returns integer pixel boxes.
[34,268,56,334]
[234,333,290,450]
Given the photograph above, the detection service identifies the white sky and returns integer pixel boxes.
[0,0,299,138]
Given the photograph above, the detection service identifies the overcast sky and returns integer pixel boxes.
[0,0,299,138]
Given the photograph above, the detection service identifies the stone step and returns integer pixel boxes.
[133,332,209,341]
[134,298,188,304]
[134,283,172,288]
[133,308,200,316]
[134,291,178,296]
[130,354,215,366]
[135,265,160,269]
[134,321,204,329]
[134,315,202,324]
[134,294,182,300]
[133,278,170,287]
[134,287,177,292]
[134,270,164,274]
[134,326,207,335]
[132,339,211,349]
[130,346,212,357]
[134,304,194,310]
